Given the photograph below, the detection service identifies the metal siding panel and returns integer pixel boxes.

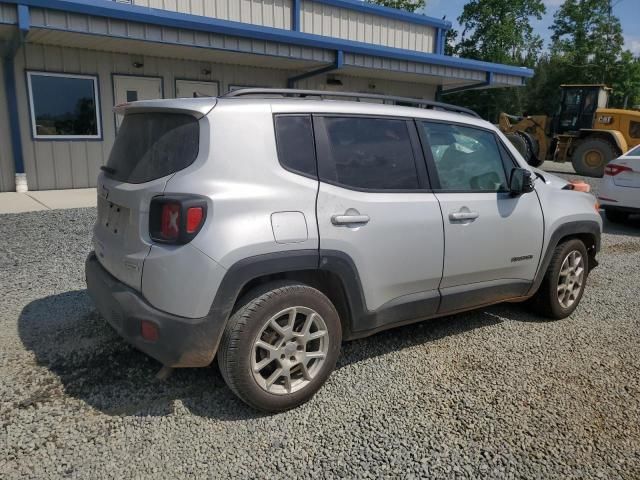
[52,142,73,189]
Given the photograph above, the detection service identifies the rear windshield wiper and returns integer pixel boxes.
[100,165,116,175]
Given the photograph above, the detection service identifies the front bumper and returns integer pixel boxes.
[85,252,223,367]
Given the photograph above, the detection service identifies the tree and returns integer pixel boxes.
[444,0,546,120]
[550,0,624,86]
[454,0,545,67]
[366,0,425,13]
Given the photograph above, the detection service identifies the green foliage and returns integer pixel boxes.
[444,0,546,121]
[445,0,640,118]
[453,0,545,67]
[365,0,425,13]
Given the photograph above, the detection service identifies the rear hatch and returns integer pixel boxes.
[93,100,213,290]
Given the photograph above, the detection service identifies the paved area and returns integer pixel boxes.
[1,172,639,478]
[0,189,97,214]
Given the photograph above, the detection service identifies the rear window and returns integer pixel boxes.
[105,112,199,183]
[627,145,640,156]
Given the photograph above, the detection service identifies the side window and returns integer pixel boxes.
[629,121,640,139]
[274,115,317,177]
[317,116,419,190]
[421,122,509,192]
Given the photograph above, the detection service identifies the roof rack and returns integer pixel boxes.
[222,88,481,118]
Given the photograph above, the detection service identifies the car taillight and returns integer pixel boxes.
[149,195,207,244]
[604,164,632,176]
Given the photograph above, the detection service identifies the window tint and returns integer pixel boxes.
[318,117,419,190]
[105,113,199,184]
[27,72,100,138]
[274,115,317,177]
[421,122,508,191]
[630,121,640,139]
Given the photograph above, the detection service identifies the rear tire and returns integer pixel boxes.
[218,282,342,412]
[527,239,588,319]
[605,209,629,224]
[571,138,617,177]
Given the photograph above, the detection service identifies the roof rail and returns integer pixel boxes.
[222,88,480,118]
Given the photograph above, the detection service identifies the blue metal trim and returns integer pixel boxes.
[436,28,445,55]
[3,5,29,177]
[17,4,30,33]
[4,56,25,173]
[287,49,344,87]
[6,0,533,79]
[312,0,451,29]
[292,0,301,32]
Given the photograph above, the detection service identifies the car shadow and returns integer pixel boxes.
[18,290,533,420]
[601,212,640,237]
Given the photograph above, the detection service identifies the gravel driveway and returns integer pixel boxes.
[1,172,639,479]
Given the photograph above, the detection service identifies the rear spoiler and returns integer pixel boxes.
[113,97,218,119]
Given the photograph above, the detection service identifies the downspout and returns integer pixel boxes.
[287,50,344,89]
[3,5,29,192]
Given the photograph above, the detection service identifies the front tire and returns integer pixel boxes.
[527,239,588,319]
[218,283,342,412]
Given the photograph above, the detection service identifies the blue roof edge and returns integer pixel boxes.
[7,0,534,79]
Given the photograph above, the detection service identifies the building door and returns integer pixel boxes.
[175,80,219,98]
[113,75,162,128]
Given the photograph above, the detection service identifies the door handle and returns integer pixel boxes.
[331,214,370,226]
[449,211,479,221]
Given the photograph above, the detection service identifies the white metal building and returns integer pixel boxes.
[0,0,532,192]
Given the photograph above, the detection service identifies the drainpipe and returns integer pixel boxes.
[287,50,344,89]
[3,5,29,192]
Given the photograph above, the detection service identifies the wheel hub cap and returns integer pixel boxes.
[251,306,329,395]
[557,250,585,309]
[585,150,603,167]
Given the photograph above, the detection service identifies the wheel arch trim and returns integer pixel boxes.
[527,220,601,297]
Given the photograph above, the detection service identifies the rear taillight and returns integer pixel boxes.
[149,195,207,244]
[604,164,632,176]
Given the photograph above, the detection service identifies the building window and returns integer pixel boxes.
[27,71,101,140]
[629,121,640,139]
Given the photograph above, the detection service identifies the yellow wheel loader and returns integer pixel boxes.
[499,85,640,177]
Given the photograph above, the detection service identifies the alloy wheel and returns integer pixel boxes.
[251,307,329,395]
[557,250,585,309]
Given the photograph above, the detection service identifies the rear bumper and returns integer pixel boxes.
[85,252,223,367]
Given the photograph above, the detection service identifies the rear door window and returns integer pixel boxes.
[274,115,317,177]
[105,112,199,184]
[315,116,420,191]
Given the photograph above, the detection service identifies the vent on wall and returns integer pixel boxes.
[115,0,133,4]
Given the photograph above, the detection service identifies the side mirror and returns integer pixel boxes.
[509,168,535,195]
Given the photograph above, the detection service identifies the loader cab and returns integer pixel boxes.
[553,85,610,134]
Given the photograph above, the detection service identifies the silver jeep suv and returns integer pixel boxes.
[86,89,602,412]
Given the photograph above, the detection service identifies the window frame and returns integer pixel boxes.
[416,118,515,194]
[312,113,431,193]
[272,113,319,180]
[26,70,102,141]
[629,120,640,140]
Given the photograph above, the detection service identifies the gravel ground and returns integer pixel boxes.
[1,172,640,479]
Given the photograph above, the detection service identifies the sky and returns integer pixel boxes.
[421,0,640,56]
